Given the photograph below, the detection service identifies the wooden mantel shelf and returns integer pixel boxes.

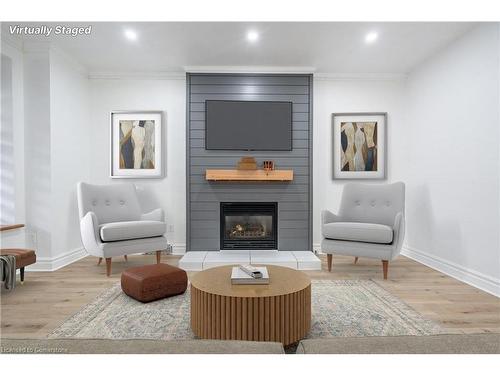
[206,169,293,182]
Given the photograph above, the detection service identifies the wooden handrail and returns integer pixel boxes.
[0,224,25,232]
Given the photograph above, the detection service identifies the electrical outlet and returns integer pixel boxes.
[168,224,174,233]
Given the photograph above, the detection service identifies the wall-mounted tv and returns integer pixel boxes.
[205,100,292,151]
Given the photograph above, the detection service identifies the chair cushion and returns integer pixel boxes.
[99,221,166,242]
[322,222,393,244]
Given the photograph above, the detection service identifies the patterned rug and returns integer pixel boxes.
[49,280,442,340]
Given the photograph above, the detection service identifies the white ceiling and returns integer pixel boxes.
[3,22,475,74]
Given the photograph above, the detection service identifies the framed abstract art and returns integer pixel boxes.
[110,111,163,178]
[332,112,387,179]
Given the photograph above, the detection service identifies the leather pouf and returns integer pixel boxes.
[121,263,188,303]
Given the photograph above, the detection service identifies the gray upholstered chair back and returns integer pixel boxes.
[77,182,142,224]
[338,182,405,226]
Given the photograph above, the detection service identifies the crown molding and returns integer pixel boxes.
[184,66,316,74]
[50,45,89,76]
[1,31,24,51]
[22,40,51,52]
[88,71,186,80]
[87,70,407,81]
[314,72,408,81]
[20,41,88,76]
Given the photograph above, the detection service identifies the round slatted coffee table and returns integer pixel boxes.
[190,265,311,346]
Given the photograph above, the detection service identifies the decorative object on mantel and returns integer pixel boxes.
[332,112,387,179]
[110,111,163,178]
[237,156,257,170]
[263,160,275,174]
[205,169,293,182]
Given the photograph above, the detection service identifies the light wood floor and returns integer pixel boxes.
[1,254,499,338]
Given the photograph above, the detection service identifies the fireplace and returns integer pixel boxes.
[220,202,278,250]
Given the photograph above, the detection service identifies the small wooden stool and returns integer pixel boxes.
[0,248,37,284]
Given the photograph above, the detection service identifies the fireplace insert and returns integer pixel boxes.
[220,202,278,250]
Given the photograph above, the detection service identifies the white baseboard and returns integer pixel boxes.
[25,243,187,272]
[26,247,88,272]
[402,245,500,297]
[172,243,186,254]
[313,243,322,254]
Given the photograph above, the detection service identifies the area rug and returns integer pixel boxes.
[49,280,442,340]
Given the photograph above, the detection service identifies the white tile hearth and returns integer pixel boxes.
[179,251,321,271]
[177,251,206,270]
[203,250,250,269]
[250,250,297,269]
[292,251,323,270]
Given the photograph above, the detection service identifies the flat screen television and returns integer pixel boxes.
[205,100,292,151]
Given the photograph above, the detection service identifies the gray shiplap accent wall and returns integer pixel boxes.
[187,73,313,251]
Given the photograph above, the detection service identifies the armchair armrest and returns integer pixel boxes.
[141,208,165,222]
[321,210,340,225]
[391,212,405,259]
[80,211,103,256]
[321,210,341,239]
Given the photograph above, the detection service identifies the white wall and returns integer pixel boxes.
[5,44,186,265]
[0,38,25,226]
[403,24,500,295]
[49,48,90,262]
[9,42,91,269]
[23,47,52,259]
[1,52,15,223]
[312,77,408,248]
[88,76,187,253]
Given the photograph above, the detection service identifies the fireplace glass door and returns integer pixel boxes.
[220,202,277,250]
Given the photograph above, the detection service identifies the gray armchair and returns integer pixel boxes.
[321,182,405,279]
[77,182,168,276]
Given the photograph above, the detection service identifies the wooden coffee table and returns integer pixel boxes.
[190,265,311,346]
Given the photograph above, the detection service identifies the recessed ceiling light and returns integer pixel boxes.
[365,32,378,44]
[124,29,138,42]
[246,30,259,43]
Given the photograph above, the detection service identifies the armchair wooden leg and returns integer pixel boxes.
[382,260,389,280]
[327,254,332,272]
[97,257,102,266]
[354,257,359,264]
[156,250,161,264]
[124,255,128,262]
[20,267,25,285]
[105,258,112,277]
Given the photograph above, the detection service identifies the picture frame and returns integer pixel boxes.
[332,112,387,179]
[110,111,163,178]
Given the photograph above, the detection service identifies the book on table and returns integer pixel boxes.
[238,264,263,278]
[231,266,269,285]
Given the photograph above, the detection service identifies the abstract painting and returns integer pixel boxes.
[111,111,163,178]
[340,122,377,171]
[119,120,156,169]
[332,113,386,179]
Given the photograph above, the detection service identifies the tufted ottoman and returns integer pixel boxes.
[121,263,188,303]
